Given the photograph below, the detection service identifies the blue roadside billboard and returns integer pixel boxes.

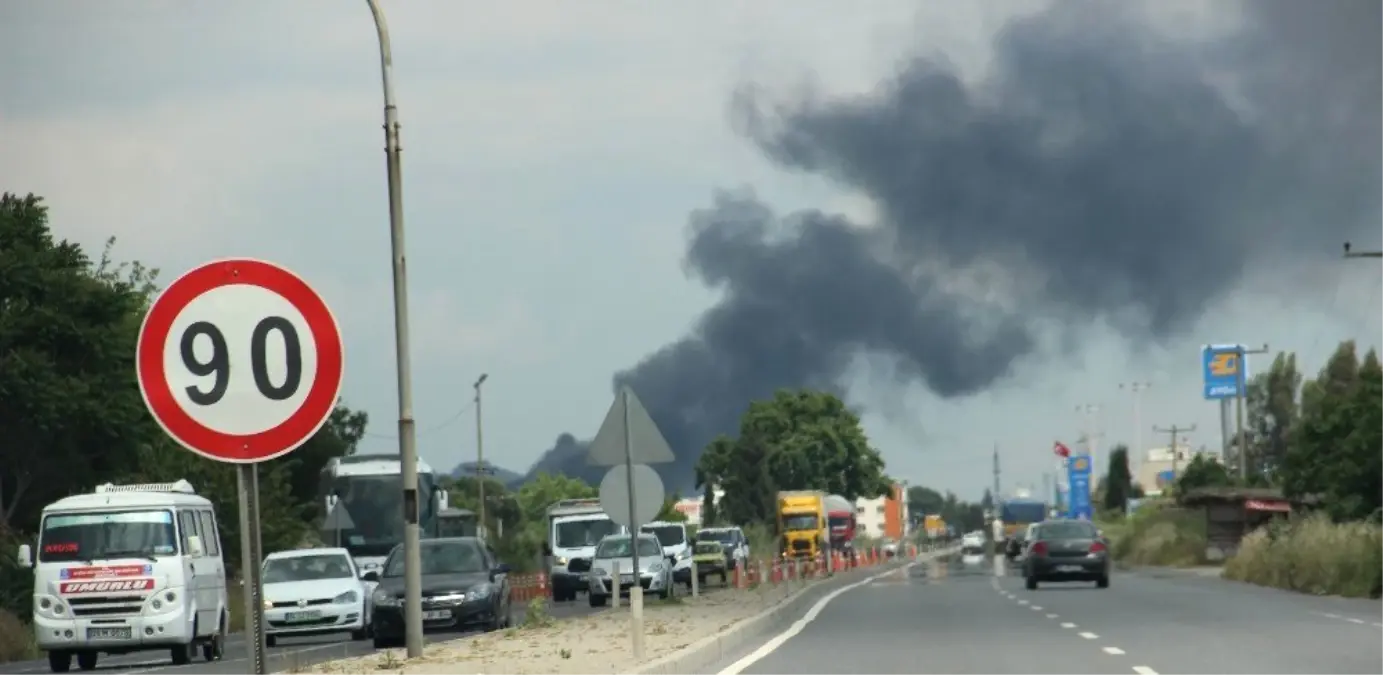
[1203,344,1248,400]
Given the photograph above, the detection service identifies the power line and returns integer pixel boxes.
[1343,241,1383,258]
[363,400,474,440]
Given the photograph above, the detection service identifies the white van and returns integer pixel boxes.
[16,480,229,673]
[640,521,694,589]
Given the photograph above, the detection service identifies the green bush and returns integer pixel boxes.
[1103,500,1206,567]
[1223,514,1382,598]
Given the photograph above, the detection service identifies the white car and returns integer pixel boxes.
[586,534,673,606]
[261,548,370,646]
[961,531,985,549]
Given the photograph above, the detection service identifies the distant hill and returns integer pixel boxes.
[449,461,525,486]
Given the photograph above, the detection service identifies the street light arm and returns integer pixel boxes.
[365,0,398,110]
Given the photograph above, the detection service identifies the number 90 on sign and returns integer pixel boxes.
[137,259,344,464]
[165,285,318,436]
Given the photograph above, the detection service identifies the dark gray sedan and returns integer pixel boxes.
[1022,520,1110,589]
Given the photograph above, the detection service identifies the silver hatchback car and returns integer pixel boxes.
[586,533,673,606]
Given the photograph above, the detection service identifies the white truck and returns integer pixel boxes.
[542,499,624,602]
[16,480,229,673]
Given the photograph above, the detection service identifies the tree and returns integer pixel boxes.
[1175,454,1233,494]
[979,489,994,512]
[0,194,155,533]
[1101,444,1133,513]
[1277,340,1366,509]
[1245,352,1302,479]
[693,389,893,528]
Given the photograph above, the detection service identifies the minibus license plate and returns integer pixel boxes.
[422,610,451,620]
[88,627,131,640]
[284,610,322,622]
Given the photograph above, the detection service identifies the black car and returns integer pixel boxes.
[1022,520,1110,590]
[363,537,513,648]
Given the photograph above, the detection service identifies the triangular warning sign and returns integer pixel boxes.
[586,386,675,466]
[322,502,355,531]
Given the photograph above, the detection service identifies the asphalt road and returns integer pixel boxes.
[712,555,1383,675]
[0,595,602,674]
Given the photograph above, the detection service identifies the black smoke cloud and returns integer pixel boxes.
[524,0,1380,493]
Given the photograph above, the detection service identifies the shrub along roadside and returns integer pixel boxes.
[1101,500,1208,568]
[1223,514,1382,598]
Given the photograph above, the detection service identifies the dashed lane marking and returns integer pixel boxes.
[1060,622,1077,629]
[1030,605,1043,611]
[1132,667,1159,675]
[1078,631,1099,640]
[1103,647,1126,655]
[1046,613,1059,619]
[1017,599,1029,605]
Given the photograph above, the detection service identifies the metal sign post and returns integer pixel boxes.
[587,386,675,662]
[237,466,267,673]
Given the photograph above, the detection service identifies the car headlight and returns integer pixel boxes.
[38,595,67,617]
[469,583,492,599]
[334,590,359,604]
[372,589,398,607]
[677,549,691,560]
[648,562,665,573]
[263,598,274,610]
[555,556,569,566]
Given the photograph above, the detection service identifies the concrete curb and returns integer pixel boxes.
[636,550,953,675]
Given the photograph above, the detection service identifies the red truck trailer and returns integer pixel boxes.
[825,494,857,563]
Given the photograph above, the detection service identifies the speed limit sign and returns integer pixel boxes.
[136,258,345,463]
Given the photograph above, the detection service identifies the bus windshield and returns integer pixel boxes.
[323,472,439,558]
[38,510,178,562]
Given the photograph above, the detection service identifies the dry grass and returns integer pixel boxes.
[1223,513,1382,598]
[0,609,38,663]
[1102,500,1207,568]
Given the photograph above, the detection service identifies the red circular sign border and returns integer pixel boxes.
[136,258,344,464]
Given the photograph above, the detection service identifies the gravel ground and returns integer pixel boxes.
[302,580,813,674]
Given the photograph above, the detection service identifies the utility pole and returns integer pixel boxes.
[1075,403,1103,475]
[473,373,489,540]
[1118,382,1151,473]
[992,444,1001,506]
[365,0,423,659]
[1154,424,1196,480]
[1343,241,1383,258]
[1234,344,1270,482]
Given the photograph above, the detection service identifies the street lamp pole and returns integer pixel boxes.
[474,373,488,540]
[365,0,424,659]
[1343,241,1383,259]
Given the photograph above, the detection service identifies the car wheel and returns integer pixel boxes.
[76,651,98,671]
[48,650,72,673]
[170,641,193,666]
[1096,575,1110,589]
[1025,576,1038,590]
[351,627,369,641]
[265,635,277,648]
[589,592,607,607]
[202,615,226,661]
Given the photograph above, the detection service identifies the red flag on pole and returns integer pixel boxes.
[1053,441,1071,458]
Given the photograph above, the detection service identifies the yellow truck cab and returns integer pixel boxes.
[777,490,829,560]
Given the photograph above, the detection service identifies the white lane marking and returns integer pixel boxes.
[1347,618,1365,624]
[1017,599,1029,605]
[717,561,922,675]
[1030,605,1043,611]
[1046,613,1059,619]
[1320,612,1342,619]
[1103,647,1126,655]
[1078,631,1099,640]
[1060,622,1077,629]
[1132,667,1159,675]
[1373,623,1383,628]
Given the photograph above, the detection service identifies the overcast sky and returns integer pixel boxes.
[3,0,1378,500]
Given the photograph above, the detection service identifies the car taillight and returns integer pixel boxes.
[1029,541,1048,556]
[1090,541,1106,553]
